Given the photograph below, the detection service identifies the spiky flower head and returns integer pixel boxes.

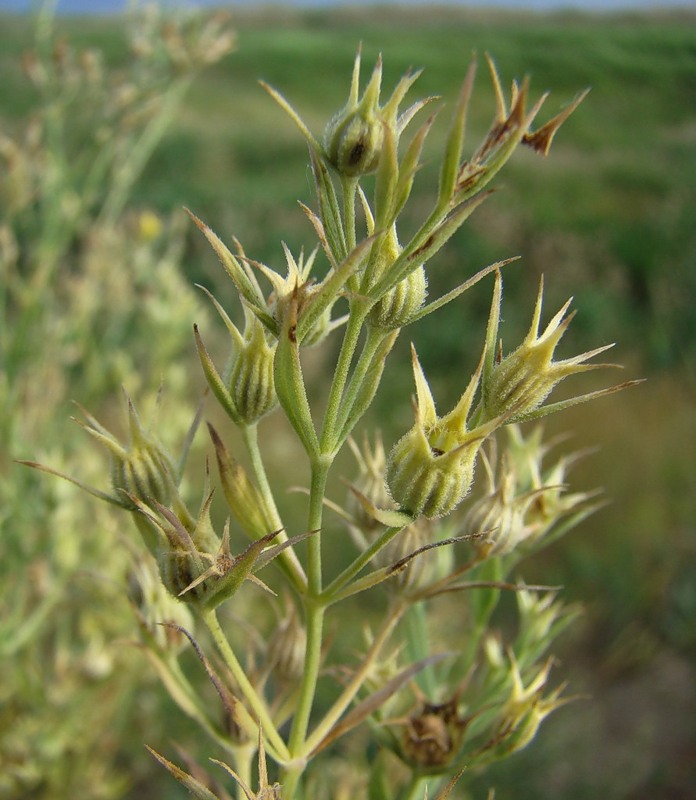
[129,489,312,610]
[483,654,569,759]
[462,451,538,557]
[386,346,505,519]
[480,270,629,424]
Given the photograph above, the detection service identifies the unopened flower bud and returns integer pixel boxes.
[347,433,394,537]
[323,54,385,178]
[376,518,433,592]
[111,437,174,510]
[370,265,427,330]
[482,273,617,424]
[484,656,567,759]
[229,312,278,424]
[462,456,536,557]
[386,346,503,519]
[324,107,384,177]
[107,397,177,510]
[387,425,480,519]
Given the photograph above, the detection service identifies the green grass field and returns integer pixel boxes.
[1,6,694,798]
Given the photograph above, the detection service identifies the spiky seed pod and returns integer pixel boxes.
[481,273,618,424]
[386,346,504,519]
[400,699,469,773]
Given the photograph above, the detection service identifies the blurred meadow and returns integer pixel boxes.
[1,3,694,799]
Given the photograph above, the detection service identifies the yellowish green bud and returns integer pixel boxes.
[369,264,427,330]
[111,437,174,510]
[324,107,384,177]
[323,54,385,177]
[98,395,177,513]
[462,453,537,557]
[482,272,618,424]
[346,433,394,538]
[386,346,503,519]
[483,655,568,759]
[387,424,480,520]
[375,518,433,592]
[229,310,278,424]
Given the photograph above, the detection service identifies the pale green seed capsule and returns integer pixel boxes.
[230,322,278,424]
[369,265,427,330]
[111,437,175,509]
[386,426,479,519]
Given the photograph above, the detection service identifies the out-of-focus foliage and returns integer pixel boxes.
[0,4,234,797]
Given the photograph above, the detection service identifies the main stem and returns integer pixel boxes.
[282,459,329,798]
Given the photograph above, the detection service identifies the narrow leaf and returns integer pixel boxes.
[408,257,519,326]
[310,147,347,263]
[193,325,240,425]
[348,485,413,529]
[146,747,221,800]
[439,57,477,206]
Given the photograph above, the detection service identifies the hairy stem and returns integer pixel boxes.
[320,300,370,455]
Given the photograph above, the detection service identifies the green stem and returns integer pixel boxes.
[241,423,307,593]
[98,76,194,226]
[400,774,434,800]
[282,460,329,797]
[232,742,256,800]
[320,301,369,455]
[334,324,390,442]
[202,609,290,762]
[302,602,404,756]
[322,525,403,604]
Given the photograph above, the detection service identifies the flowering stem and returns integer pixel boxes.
[334,324,393,442]
[404,601,437,697]
[320,300,370,455]
[241,422,307,592]
[282,458,329,794]
[201,608,290,762]
[400,774,434,800]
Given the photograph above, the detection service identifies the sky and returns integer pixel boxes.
[1,0,695,12]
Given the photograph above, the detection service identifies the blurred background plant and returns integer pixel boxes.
[1,3,694,800]
[0,1,234,796]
